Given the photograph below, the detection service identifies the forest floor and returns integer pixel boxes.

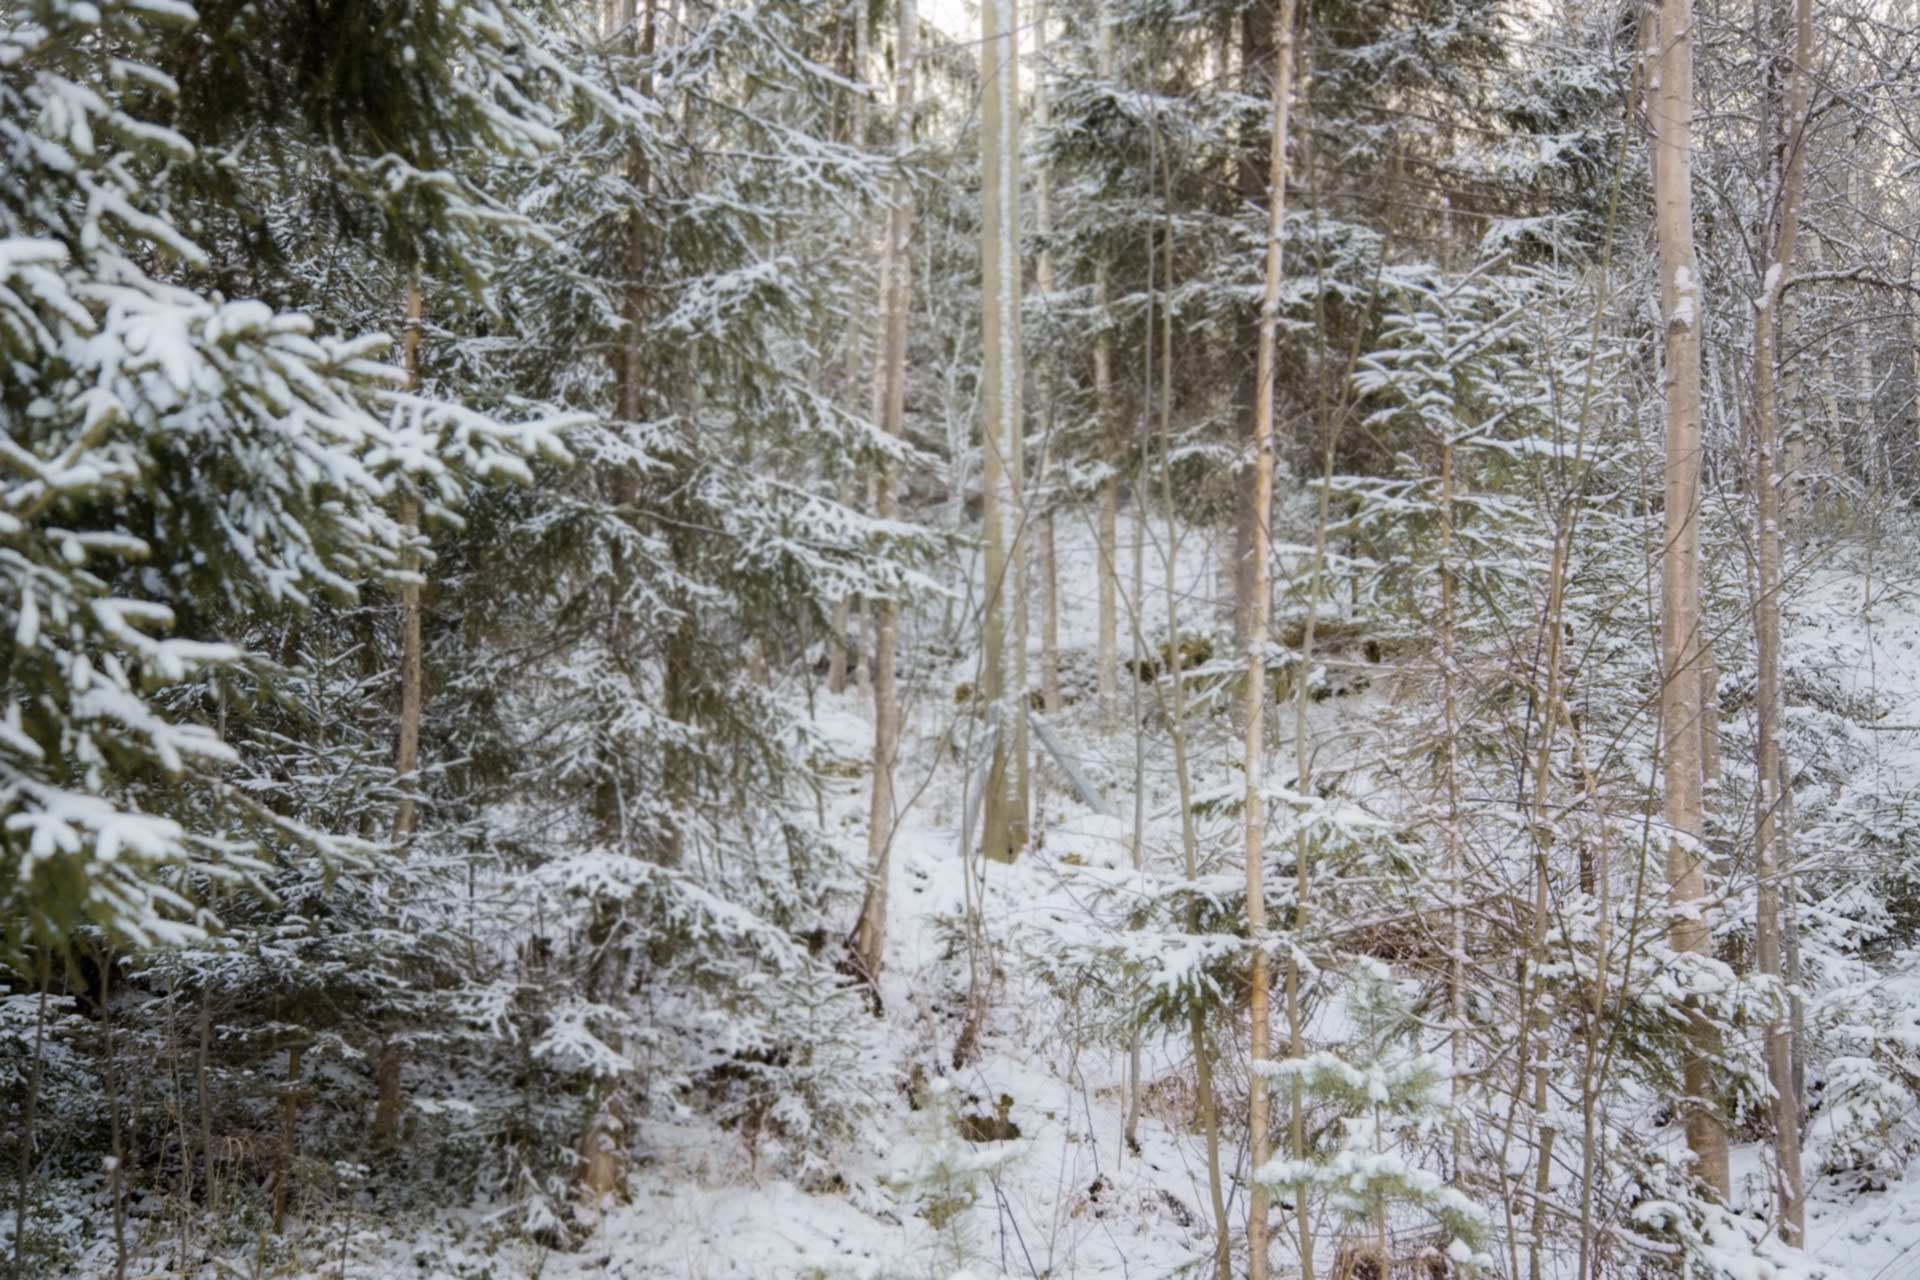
[551,513,1249,1279]
[381,519,1920,1278]
[492,520,1920,1280]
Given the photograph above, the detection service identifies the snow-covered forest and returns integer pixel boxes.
[14,0,1920,1275]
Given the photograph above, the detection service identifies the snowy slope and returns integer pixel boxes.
[350,517,1920,1280]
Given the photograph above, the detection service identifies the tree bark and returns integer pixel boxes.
[980,0,1027,862]
[377,268,426,1154]
[852,0,916,983]
[1233,1,1278,650]
[1439,434,1466,1169]
[1150,138,1232,1276]
[1124,221,1152,1149]
[575,0,657,1200]
[1034,0,1061,718]
[829,2,872,697]
[1752,0,1813,1243]
[101,954,127,1280]
[1093,0,1118,734]
[1245,3,1296,1276]
[1005,0,1031,845]
[273,1040,304,1234]
[1652,0,1732,1201]
[11,964,45,1280]
[394,272,425,845]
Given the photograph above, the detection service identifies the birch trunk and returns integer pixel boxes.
[1752,0,1813,1241]
[852,0,916,982]
[1245,3,1296,1275]
[1093,0,1118,733]
[1652,0,1732,1200]
[1233,3,1278,651]
[980,0,1027,862]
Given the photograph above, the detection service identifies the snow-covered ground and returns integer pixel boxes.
[366,517,1920,1279]
[552,513,1241,1278]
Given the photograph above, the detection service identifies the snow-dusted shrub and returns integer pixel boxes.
[1256,962,1487,1256]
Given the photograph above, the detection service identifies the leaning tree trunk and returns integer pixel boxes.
[1244,2,1296,1276]
[1652,0,1732,1202]
[851,0,917,983]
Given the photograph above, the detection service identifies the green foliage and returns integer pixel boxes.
[1255,961,1488,1253]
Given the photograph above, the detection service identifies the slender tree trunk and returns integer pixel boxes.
[1233,2,1278,651]
[1149,146,1231,1276]
[197,985,218,1221]
[852,0,916,983]
[1245,5,1296,1276]
[1033,1,1062,718]
[1524,523,1575,1280]
[857,9,886,718]
[1093,0,1119,733]
[575,0,657,1200]
[376,269,426,1153]
[102,954,126,1280]
[1439,435,1466,1173]
[273,1041,304,1234]
[1005,0,1032,842]
[829,1,872,698]
[1124,216,1154,1151]
[1853,169,1876,494]
[1096,453,1118,730]
[1752,0,1813,1242]
[1286,441,1338,1280]
[618,0,654,428]
[394,272,425,845]
[11,962,46,1280]
[1781,752,1807,1114]
[1652,0,1732,1201]
[980,0,1027,862]
[1700,642,1721,787]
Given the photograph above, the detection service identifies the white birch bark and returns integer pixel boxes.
[1652,0,1732,1200]
[1246,3,1296,1276]
[852,0,917,981]
[980,0,1027,862]
[1752,0,1814,1241]
[1093,0,1119,733]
